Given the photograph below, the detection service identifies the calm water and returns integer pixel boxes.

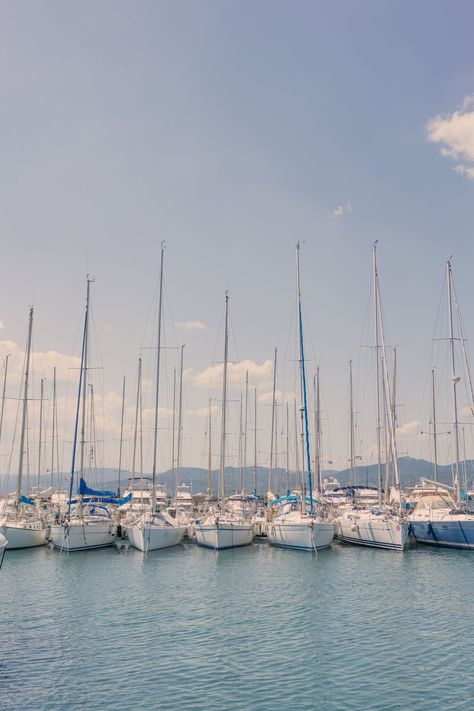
[1,540,473,710]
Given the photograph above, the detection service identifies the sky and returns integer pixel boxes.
[1,0,474,485]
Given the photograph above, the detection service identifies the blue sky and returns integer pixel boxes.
[1,1,474,482]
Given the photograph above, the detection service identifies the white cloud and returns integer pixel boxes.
[176,321,206,331]
[396,420,422,437]
[0,339,80,385]
[258,389,297,405]
[333,203,352,217]
[0,321,5,330]
[427,95,474,179]
[186,405,220,417]
[188,359,273,388]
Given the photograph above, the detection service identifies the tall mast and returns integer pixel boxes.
[117,375,126,496]
[238,395,243,493]
[447,259,461,502]
[253,388,258,496]
[243,369,249,493]
[294,398,300,491]
[314,367,321,494]
[0,354,10,457]
[17,307,34,501]
[152,243,165,488]
[296,242,313,511]
[79,278,91,484]
[37,377,45,489]
[50,367,57,489]
[376,262,401,495]
[176,345,185,492]
[218,292,229,503]
[431,369,438,482]
[207,398,212,498]
[171,366,177,480]
[67,277,92,518]
[268,347,278,493]
[132,357,142,476]
[349,360,355,486]
[373,243,382,506]
[286,400,290,493]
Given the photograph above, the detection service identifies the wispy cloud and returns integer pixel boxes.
[176,320,206,331]
[427,95,474,179]
[332,202,352,217]
[188,359,273,388]
[186,405,220,417]
[396,420,422,437]
[258,389,297,405]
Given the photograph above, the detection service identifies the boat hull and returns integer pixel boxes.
[337,516,409,550]
[194,522,254,550]
[0,523,46,549]
[267,521,334,551]
[126,523,186,552]
[49,522,116,551]
[0,533,7,567]
[410,519,474,549]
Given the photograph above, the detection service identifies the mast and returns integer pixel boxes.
[0,354,10,457]
[373,242,383,506]
[237,394,243,493]
[218,292,229,503]
[268,347,277,493]
[171,366,177,481]
[296,242,313,511]
[431,369,438,482]
[376,262,401,496]
[447,259,461,502]
[132,357,142,476]
[37,377,45,489]
[117,375,126,496]
[286,400,290,493]
[314,367,321,494]
[207,398,212,498]
[176,345,185,492]
[349,360,355,486]
[253,388,258,496]
[243,369,249,493]
[67,277,92,518]
[17,307,34,502]
[50,367,57,489]
[151,243,165,489]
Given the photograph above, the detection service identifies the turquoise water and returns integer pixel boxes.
[1,540,473,710]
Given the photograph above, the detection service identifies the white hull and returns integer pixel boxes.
[49,522,116,551]
[0,533,7,567]
[195,522,254,550]
[337,514,409,550]
[126,523,186,552]
[268,521,334,551]
[0,522,46,549]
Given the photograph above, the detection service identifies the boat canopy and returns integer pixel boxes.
[78,477,117,498]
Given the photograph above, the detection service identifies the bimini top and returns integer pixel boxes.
[270,494,322,507]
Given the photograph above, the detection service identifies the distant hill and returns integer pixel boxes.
[3,456,472,495]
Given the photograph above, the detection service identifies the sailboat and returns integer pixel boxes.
[409,260,474,549]
[49,277,117,551]
[0,307,47,549]
[267,243,335,552]
[195,293,254,550]
[125,244,186,552]
[337,243,409,550]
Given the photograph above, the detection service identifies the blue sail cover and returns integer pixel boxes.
[19,495,35,506]
[77,478,117,498]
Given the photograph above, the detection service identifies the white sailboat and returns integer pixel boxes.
[337,243,409,551]
[267,243,335,552]
[125,244,186,552]
[0,307,47,549]
[409,260,474,549]
[49,277,116,552]
[195,293,254,550]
